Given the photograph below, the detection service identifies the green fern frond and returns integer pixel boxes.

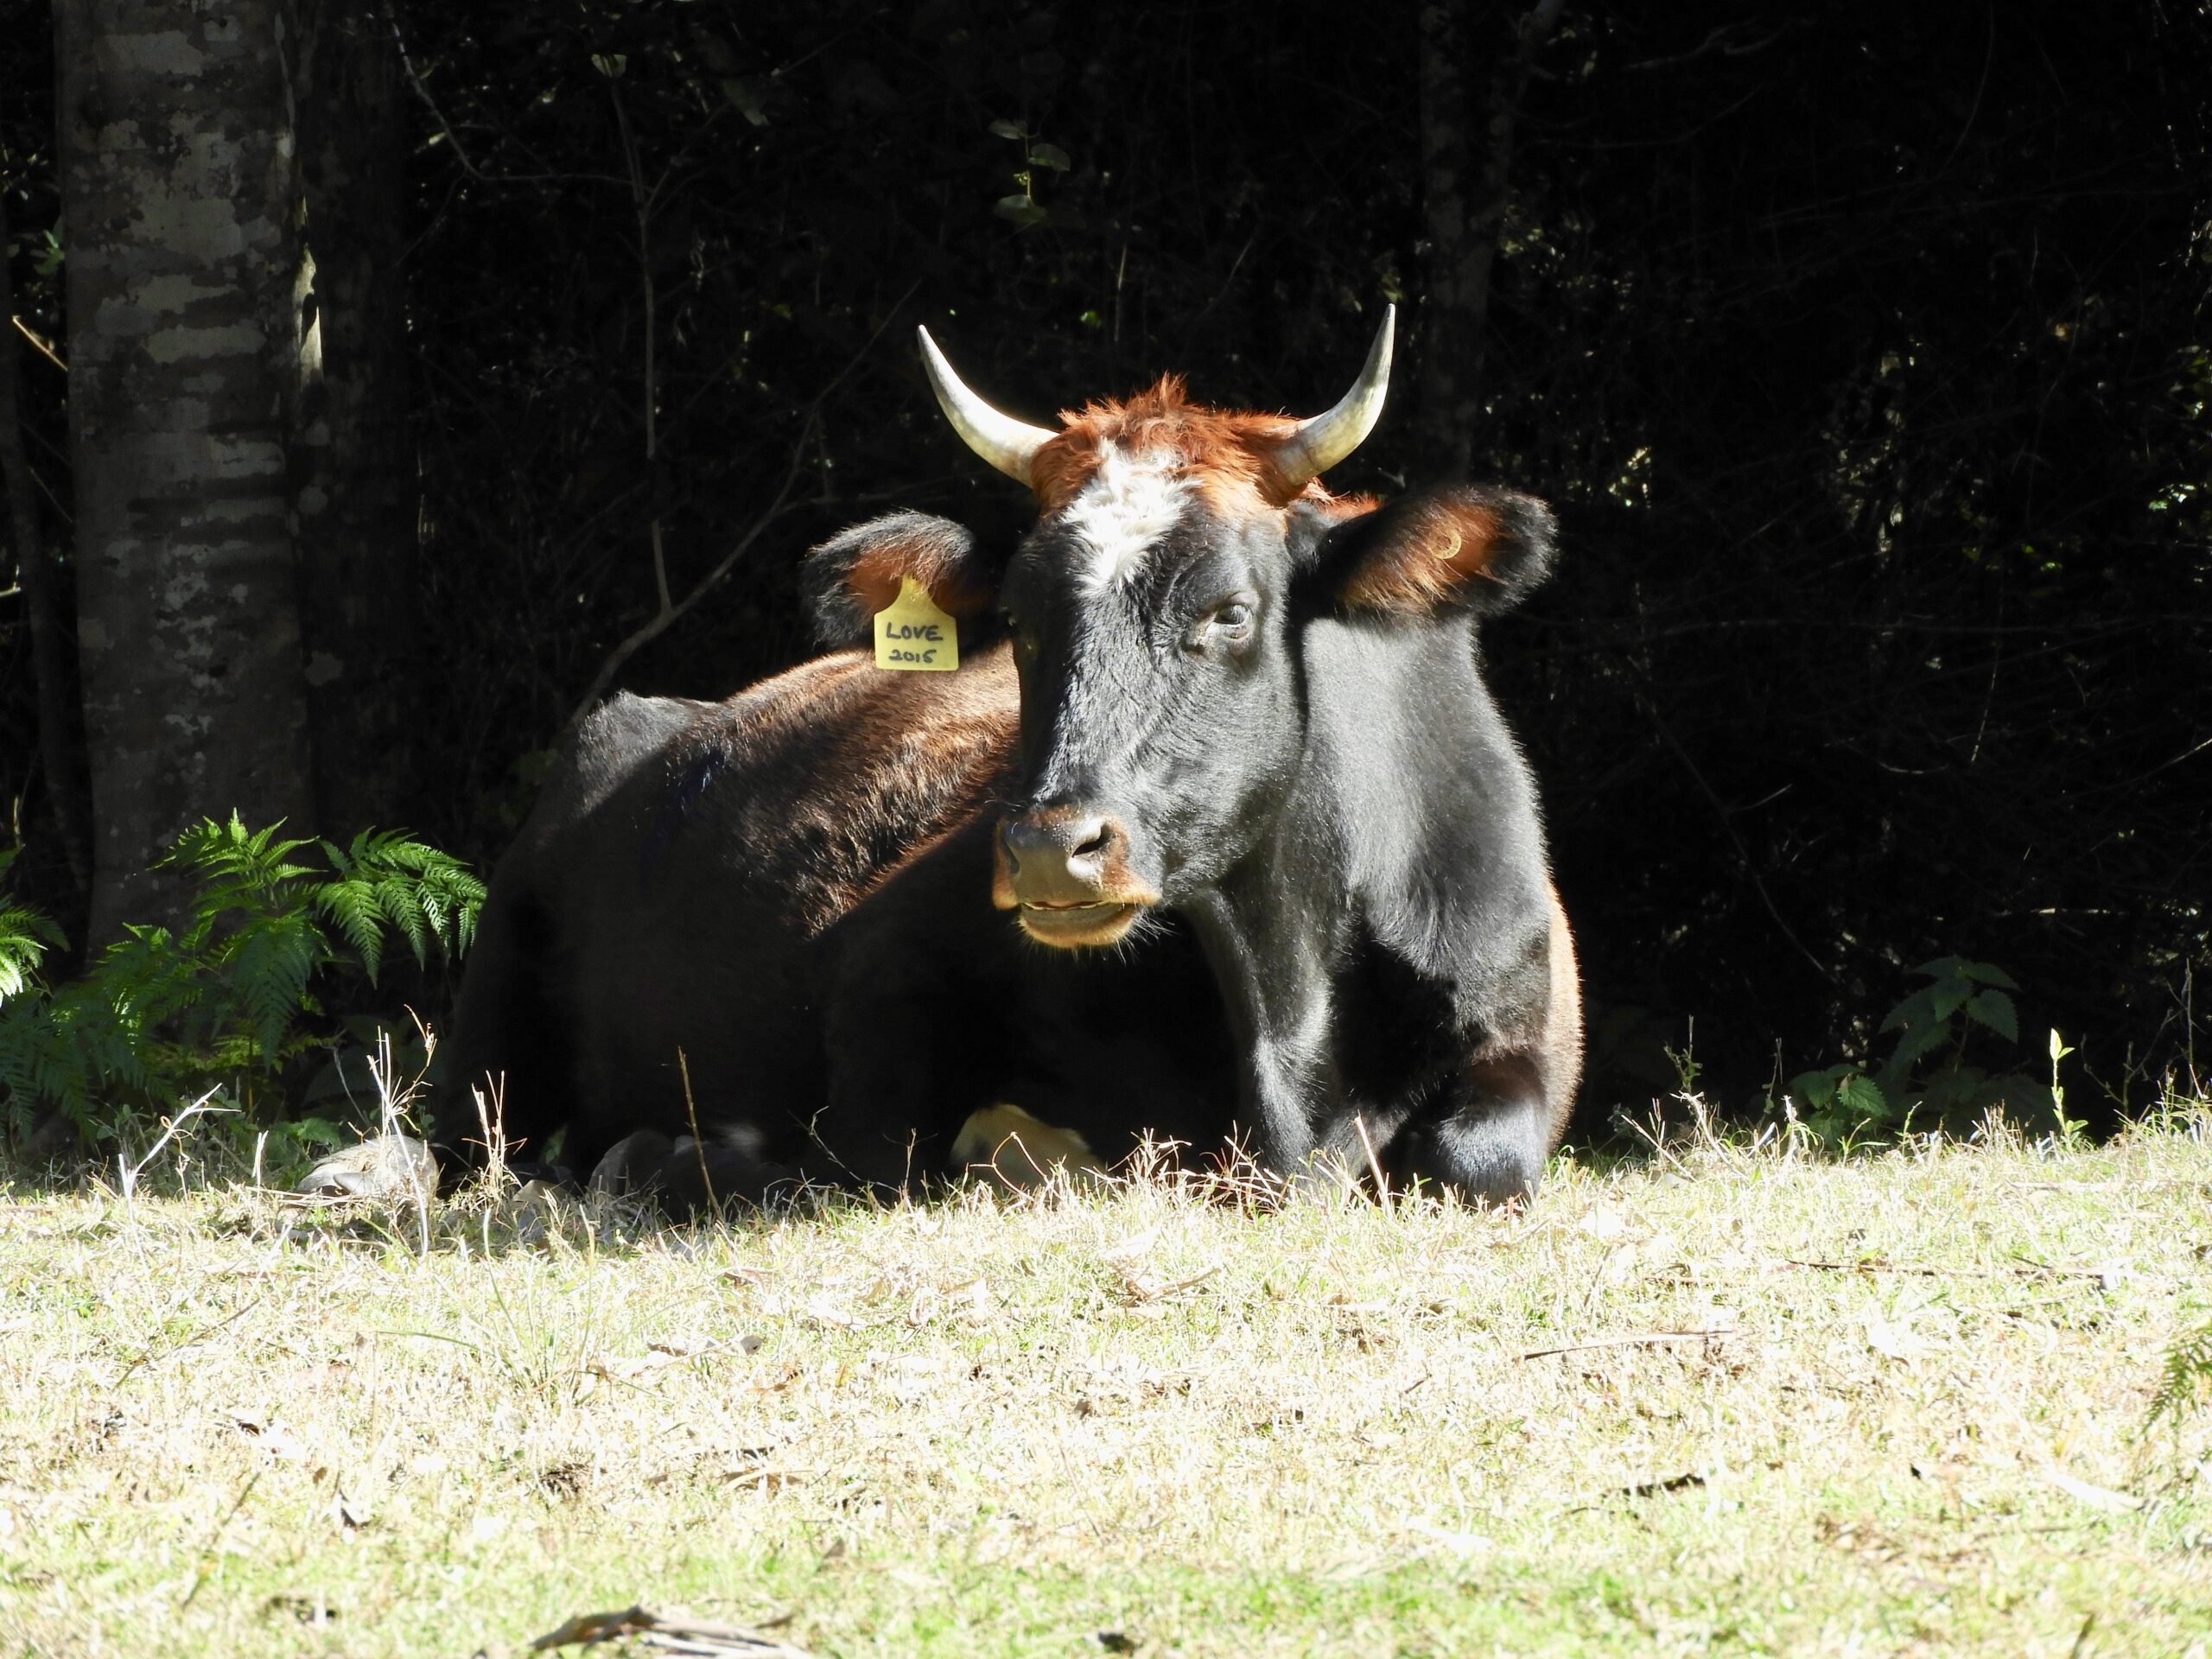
[0,1000,54,1103]
[221,911,324,1065]
[377,875,432,965]
[308,829,484,978]
[0,902,67,1004]
[2151,1319,2212,1430]
[318,836,356,879]
[315,878,388,981]
[165,815,315,912]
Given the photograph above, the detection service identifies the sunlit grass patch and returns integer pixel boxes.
[2,1099,2208,1656]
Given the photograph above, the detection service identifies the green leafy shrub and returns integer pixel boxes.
[0,817,483,1147]
[1785,956,2057,1143]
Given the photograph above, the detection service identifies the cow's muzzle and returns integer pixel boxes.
[993,806,1157,947]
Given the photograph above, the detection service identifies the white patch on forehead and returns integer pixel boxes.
[1057,442,1191,594]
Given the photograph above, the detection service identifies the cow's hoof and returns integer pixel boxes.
[294,1135,437,1204]
[952,1104,1104,1192]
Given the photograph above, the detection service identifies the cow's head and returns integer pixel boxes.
[813,314,1555,948]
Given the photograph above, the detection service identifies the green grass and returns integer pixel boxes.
[3,1104,2209,1656]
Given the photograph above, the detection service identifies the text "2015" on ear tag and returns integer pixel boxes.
[874,575,959,671]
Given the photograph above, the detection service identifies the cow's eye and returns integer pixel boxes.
[1006,615,1039,667]
[1184,594,1257,653]
[1204,600,1255,646]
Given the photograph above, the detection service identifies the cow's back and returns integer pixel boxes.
[437,651,1022,1175]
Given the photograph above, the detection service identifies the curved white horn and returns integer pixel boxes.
[917,327,1057,487]
[1275,305,1395,487]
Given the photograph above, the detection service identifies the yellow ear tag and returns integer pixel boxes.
[874,575,959,671]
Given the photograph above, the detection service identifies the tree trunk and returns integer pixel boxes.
[55,0,317,942]
[0,189,90,896]
[1416,0,1566,479]
[294,0,419,839]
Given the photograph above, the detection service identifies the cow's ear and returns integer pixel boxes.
[1297,486,1557,619]
[802,512,999,647]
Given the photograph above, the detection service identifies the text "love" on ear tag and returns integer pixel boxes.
[874,575,959,671]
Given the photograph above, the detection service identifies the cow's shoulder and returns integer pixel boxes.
[1295,620,1555,1001]
[634,647,1021,931]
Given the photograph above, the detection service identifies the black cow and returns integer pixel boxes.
[885,306,1584,1204]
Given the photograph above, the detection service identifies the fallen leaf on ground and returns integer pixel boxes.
[803,1296,861,1330]
[1404,1520,1497,1554]
[1574,1205,1630,1241]
[1864,1316,1924,1363]
[1099,1225,1161,1262]
[218,1407,311,1465]
[2041,1469,2141,1512]
[589,1335,760,1382]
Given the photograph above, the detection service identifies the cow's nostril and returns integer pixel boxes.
[1000,819,1052,871]
[997,806,1152,920]
[1001,808,1130,904]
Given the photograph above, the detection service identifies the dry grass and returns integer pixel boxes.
[3,1104,2209,1657]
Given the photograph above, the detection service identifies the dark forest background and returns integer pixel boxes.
[3,0,2208,1135]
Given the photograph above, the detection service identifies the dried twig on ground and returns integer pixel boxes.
[531,1603,812,1656]
[1518,1329,1731,1361]
[1783,1257,2127,1287]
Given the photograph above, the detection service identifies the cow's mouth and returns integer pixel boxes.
[1015,899,1143,947]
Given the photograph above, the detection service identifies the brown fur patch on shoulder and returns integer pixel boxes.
[1338,494,1507,614]
[842,518,995,621]
[680,645,1021,934]
[1028,377,1313,511]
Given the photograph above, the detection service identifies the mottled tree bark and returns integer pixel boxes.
[56,0,316,941]
[1416,0,1566,479]
[294,0,419,838]
[0,190,89,894]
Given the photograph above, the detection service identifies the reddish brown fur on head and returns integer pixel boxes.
[1027,378,1321,516]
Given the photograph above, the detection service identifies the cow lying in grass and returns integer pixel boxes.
[863,307,1582,1205]
[313,310,1579,1213]
[417,655,1235,1210]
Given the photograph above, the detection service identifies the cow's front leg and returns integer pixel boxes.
[1198,918,1340,1185]
[1184,873,1355,1191]
[1239,1022,1335,1184]
[1388,1053,1552,1207]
